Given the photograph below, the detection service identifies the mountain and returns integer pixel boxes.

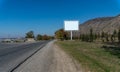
[79,14,120,34]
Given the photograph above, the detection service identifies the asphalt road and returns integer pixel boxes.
[0,41,49,72]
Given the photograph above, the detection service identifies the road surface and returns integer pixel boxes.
[14,41,82,72]
[0,41,49,72]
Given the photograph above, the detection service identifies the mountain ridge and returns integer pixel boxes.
[79,14,120,34]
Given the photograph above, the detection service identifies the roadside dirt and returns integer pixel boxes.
[49,44,83,72]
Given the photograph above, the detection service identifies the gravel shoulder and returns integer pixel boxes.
[49,43,82,72]
[14,40,82,72]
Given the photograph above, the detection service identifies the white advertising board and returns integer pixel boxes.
[64,21,79,31]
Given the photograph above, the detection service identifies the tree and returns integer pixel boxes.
[89,28,93,42]
[94,33,97,40]
[85,34,89,42]
[105,33,109,42]
[118,29,120,43]
[55,29,68,40]
[80,34,82,40]
[36,34,42,40]
[25,31,34,38]
[113,29,117,41]
[80,34,89,42]
[111,35,114,42]
[81,34,85,41]
[97,33,101,39]
[101,31,105,42]
[42,35,49,40]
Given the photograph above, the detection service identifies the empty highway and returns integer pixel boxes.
[0,41,49,72]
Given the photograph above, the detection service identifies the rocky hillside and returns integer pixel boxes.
[79,15,120,34]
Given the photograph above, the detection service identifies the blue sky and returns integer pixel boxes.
[0,0,119,38]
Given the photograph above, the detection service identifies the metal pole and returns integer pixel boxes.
[71,30,72,40]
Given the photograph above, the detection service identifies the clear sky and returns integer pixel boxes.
[0,0,119,38]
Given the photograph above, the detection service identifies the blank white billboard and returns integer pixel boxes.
[64,21,79,31]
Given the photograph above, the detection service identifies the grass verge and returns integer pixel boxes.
[56,41,120,72]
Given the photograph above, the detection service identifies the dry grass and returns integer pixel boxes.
[56,41,120,72]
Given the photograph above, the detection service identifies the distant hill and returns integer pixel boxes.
[79,14,120,34]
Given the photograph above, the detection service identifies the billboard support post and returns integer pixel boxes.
[71,30,73,40]
[64,21,79,40]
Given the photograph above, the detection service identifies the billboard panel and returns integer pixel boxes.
[64,21,79,31]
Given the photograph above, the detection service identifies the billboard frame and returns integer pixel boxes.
[64,21,79,40]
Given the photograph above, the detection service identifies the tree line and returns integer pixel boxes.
[25,31,53,40]
[55,28,120,43]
